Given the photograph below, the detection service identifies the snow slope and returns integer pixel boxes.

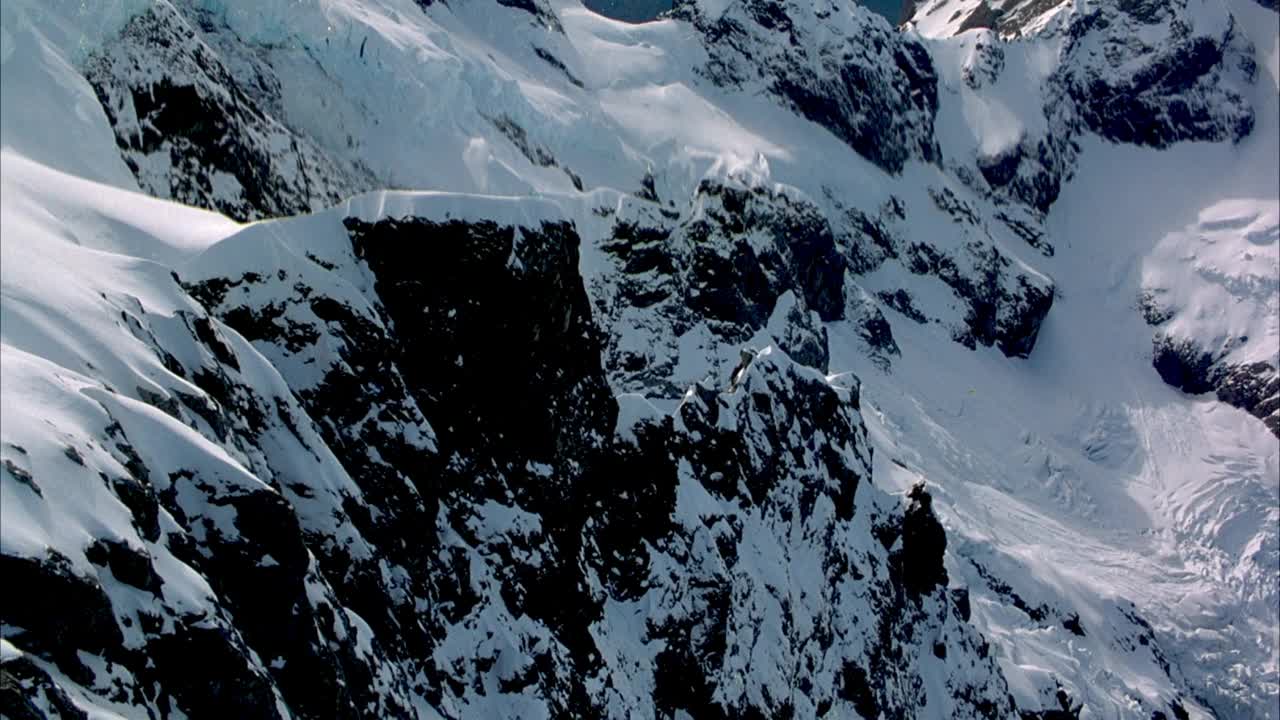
[854,2,1280,716]
[2,0,1277,718]
[850,2,1280,715]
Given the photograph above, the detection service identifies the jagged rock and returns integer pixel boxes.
[144,623,285,720]
[188,206,622,714]
[915,0,1257,223]
[961,30,1006,90]
[674,0,939,173]
[958,1,1000,32]
[687,180,845,325]
[0,654,90,720]
[173,199,1022,717]
[894,483,949,597]
[1060,2,1256,148]
[1019,687,1083,720]
[1152,335,1280,437]
[765,290,831,373]
[848,286,901,370]
[83,538,161,595]
[495,0,565,32]
[903,234,1054,359]
[976,136,1073,214]
[604,347,1015,718]
[878,288,929,324]
[594,179,846,393]
[84,4,370,221]
[1216,362,1280,435]
[831,188,1056,360]
[1152,335,1218,395]
[0,551,123,681]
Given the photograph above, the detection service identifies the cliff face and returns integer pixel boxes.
[0,190,1013,718]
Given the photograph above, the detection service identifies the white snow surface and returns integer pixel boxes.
[2,0,1277,717]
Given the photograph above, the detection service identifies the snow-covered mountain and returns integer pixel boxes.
[1,0,1276,718]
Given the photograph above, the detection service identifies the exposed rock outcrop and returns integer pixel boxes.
[84,4,371,221]
[1152,335,1280,436]
[674,0,940,174]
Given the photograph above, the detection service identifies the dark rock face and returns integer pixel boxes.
[593,166,1056,381]
[942,0,1256,229]
[672,350,868,516]
[1152,335,1280,436]
[909,200,1055,358]
[1215,362,1280,435]
[189,256,443,679]
[673,0,939,174]
[496,0,566,31]
[637,355,871,718]
[961,32,1006,90]
[0,461,364,719]
[958,2,1000,32]
[1062,17,1256,148]
[686,181,846,325]
[187,213,620,715]
[766,290,832,373]
[592,173,1054,385]
[198,484,376,720]
[84,539,162,594]
[831,188,1056,360]
[1152,336,1218,395]
[346,217,621,713]
[0,198,1012,717]
[594,180,846,393]
[603,350,1015,718]
[83,4,369,221]
[975,134,1075,215]
[1019,688,1083,720]
[894,483,949,597]
[1,655,90,720]
[0,551,124,677]
[144,624,284,720]
[0,268,423,717]
[848,289,902,370]
[345,217,617,480]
